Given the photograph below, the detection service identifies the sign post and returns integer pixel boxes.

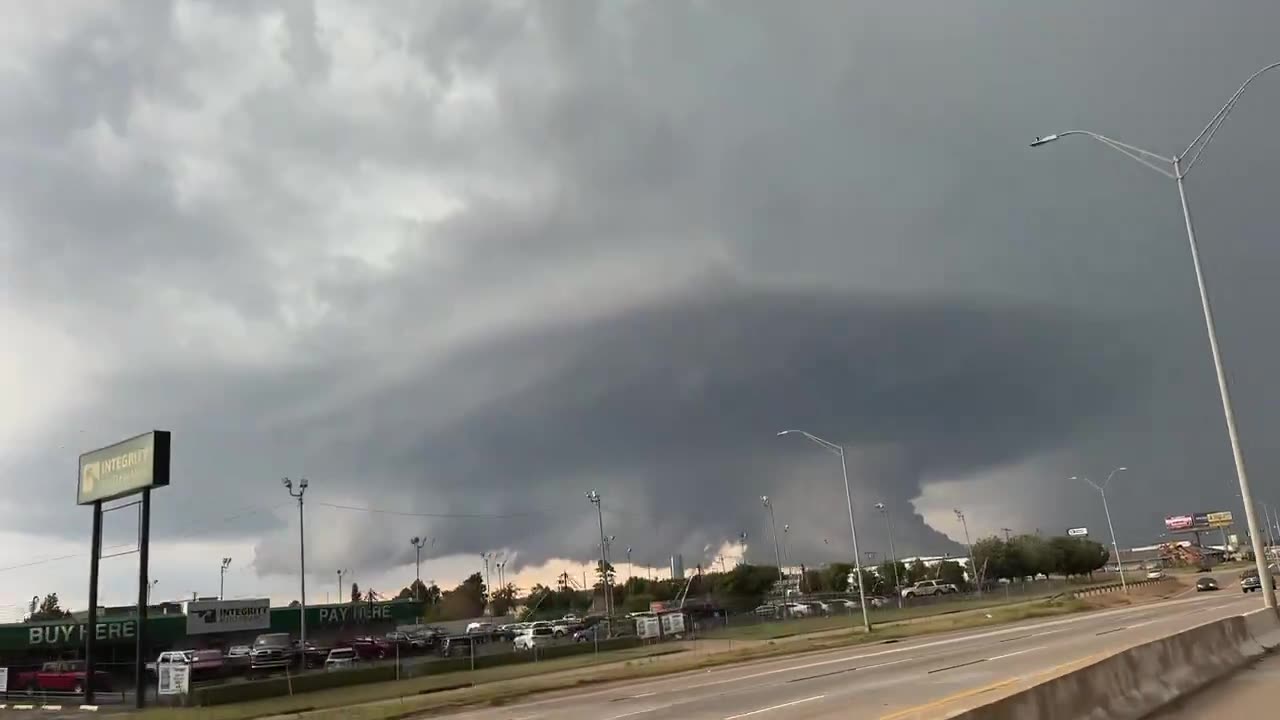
[78,431,170,710]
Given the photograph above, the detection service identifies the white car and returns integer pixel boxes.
[901,580,959,598]
[513,626,555,650]
[465,622,496,634]
[324,648,358,671]
[1146,568,1165,580]
[784,603,812,617]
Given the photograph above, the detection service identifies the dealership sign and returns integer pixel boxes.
[1067,527,1089,537]
[187,599,270,635]
[28,619,136,647]
[77,431,171,505]
[1207,511,1234,528]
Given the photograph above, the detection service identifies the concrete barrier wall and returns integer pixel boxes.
[954,611,1279,720]
[1071,577,1170,598]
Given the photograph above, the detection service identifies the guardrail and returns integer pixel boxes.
[1070,576,1170,598]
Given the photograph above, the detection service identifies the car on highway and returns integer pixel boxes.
[1196,576,1220,592]
[1146,568,1165,580]
[324,648,359,671]
[1241,568,1277,593]
[901,580,958,598]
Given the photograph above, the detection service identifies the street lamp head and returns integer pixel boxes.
[411,536,420,546]
[776,430,793,437]
[281,477,291,488]
[874,502,885,510]
[783,524,789,532]
[1116,467,1128,472]
[1029,134,1060,147]
[760,495,770,506]
[298,477,308,489]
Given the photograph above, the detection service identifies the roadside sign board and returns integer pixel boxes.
[186,598,271,635]
[1207,511,1233,528]
[77,431,171,505]
[1067,527,1089,537]
[1165,511,1233,533]
[0,667,8,693]
[158,664,189,696]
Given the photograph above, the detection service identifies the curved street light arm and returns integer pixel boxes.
[1181,61,1280,175]
[1032,130,1175,178]
[778,429,844,456]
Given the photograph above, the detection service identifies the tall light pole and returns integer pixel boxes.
[626,546,633,582]
[585,490,612,619]
[1074,468,1128,592]
[410,537,429,603]
[874,503,902,609]
[760,496,785,585]
[337,569,347,603]
[281,477,309,644]
[148,579,157,604]
[778,430,871,632]
[954,509,979,595]
[219,557,232,600]
[1031,61,1280,610]
[738,531,748,566]
[782,524,793,570]
[481,553,493,611]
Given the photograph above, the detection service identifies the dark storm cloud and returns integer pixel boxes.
[6,0,1280,591]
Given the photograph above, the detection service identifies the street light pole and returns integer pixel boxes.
[282,477,309,644]
[219,557,232,600]
[874,503,902,609]
[337,569,346,603]
[626,546,632,583]
[410,537,428,603]
[1074,468,1128,592]
[954,509,979,596]
[1031,61,1280,610]
[778,430,871,632]
[586,490,612,619]
[761,496,785,585]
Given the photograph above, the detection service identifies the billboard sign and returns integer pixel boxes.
[1067,527,1089,537]
[77,431,171,505]
[186,599,271,635]
[1165,511,1233,533]
[1207,511,1234,528]
[0,667,7,693]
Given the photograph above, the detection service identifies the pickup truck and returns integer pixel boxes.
[248,633,299,676]
[900,580,959,598]
[14,661,112,694]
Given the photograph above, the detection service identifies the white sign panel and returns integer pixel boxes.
[635,616,661,640]
[0,667,8,693]
[157,665,190,696]
[1067,527,1089,537]
[186,598,270,635]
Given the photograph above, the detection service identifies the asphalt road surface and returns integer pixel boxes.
[1149,638,1280,718]
[432,582,1260,720]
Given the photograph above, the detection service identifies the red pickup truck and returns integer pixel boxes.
[14,660,112,694]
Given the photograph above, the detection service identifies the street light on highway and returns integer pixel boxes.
[410,537,431,603]
[1073,468,1129,592]
[953,510,979,596]
[219,557,232,600]
[585,490,613,619]
[777,429,871,632]
[760,496,785,586]
[281,477,309,645]
[1030,61,1280,610]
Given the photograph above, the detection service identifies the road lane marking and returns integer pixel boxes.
[723,695,825,719]
[987,645,1045,662]
[1095,626,1127,636]
[927,658,987,674]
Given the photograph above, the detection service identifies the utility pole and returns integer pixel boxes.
[1002,528,1013,542]
[282,477,309,645]
[954,509,979,596]
[219,557,232,600]
[761,496,785,584]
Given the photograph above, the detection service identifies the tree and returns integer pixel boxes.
[906,558,929,584]
[350,582,362,603]
[972,536,1009,582]
[288,600,301,608]
[438,573,487,620]
[397,579,441,604]
[823,562,853,592]
[30,593,71,621]
[937,560,967,589]
[877,560,906,593]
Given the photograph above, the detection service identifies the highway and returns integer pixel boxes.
[432,581,1260,720]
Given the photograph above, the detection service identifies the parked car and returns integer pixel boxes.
[249,633,299,676]
[1145,568,1165,580]
[227,645,251,657]
[574,625,600,643]
[551,619,581,637]
[514,626,555,650]
[465,621,496,634]
[15,661,111,695]
[385,631,428,651]
[149,649,225,681]
[753,604,781,618]
[901,580,959,598]
[1196,576,1220,592]
[324,648,359,671]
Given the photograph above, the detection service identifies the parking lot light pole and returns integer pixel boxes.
[282,477,309,645]
[1031,61,1280,611]
[777,430,871,632]
[337,569,347,602]
[954,510,979,596]
[586,491,612,621]
[411,537,429,602]
[1074,469,1128,592]
[219,557,232,600]
[874,503,903,608]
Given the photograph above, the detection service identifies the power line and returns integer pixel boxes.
[312,501,547,519]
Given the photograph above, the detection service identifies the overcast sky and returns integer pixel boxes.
[4,0,1280,618]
